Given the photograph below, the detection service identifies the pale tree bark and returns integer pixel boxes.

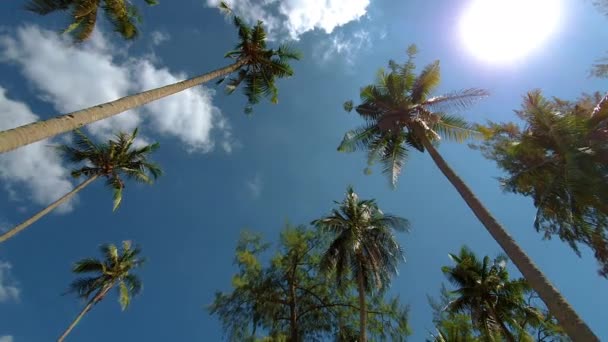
[0,175,98,243]
[414,127,599,342]
[0,61,247,153]
[57,284,112,342]
[357,268,367,342]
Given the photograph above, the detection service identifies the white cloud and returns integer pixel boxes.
[206,0,370,39]
[314,29,371,65]
[0,335,13,342]
[246,174,263,199]
[150,30,170,46]
[133,61,224,152]
[0,261,20,303]
[278,0,370,38]
[0,25,232,153]
[0,87,74,212]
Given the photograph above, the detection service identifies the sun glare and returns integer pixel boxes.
[459,0,561,63]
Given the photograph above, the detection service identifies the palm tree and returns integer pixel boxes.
[58,241,144,342]
[25,0,159,42]
[337,46,598,341]
[442,247,542,342]
[0,12,301,153]
[475,91,608,277]
[312,186,409,342]
[0,128,161,243]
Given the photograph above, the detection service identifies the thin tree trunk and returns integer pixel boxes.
[289,282,298,342]
[591,91,608,121]
[0,175,98,243]
[357,269,367,342]
[289,263,299,342]
[57,284,111,342]
[0,61,247,153]
[415,127,599,342]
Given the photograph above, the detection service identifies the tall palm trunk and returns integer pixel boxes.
[57,284,112,342]
[488,306,516,342]
[357,266,367,342]
[0,60,247,153]
[0,175,98,243]
[414,127,599,341]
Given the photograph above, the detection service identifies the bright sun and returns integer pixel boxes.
[459,0,562,63]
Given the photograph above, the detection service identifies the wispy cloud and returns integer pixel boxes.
[206,0,370,40]
[150,30,170,46]
[0,335,14,342]
[0,261,20,303]
[246,174,263,199]
[313,25,387,66]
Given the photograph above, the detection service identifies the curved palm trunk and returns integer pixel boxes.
[415,128,599,342]
[0,61,247,153]
[357,269,367,342]
[0,175,98,243]
[57,284,112,342]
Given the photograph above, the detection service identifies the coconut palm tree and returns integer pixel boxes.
[475,91,608,277]
[0,128,161,243]
[312,186,409,342]
[0,12,301,153]
[337,45,598,341]
[442,247,543,342]
[25,0,159,42]
[58,241,144,342]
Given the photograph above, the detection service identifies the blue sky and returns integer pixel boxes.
[0,0,607,341]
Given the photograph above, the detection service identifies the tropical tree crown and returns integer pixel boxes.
[58,128,162,210]
[338,45,488,187]
[68,240,144,310]
[217,8,301,114]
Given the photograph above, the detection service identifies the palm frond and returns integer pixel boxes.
[377,215,411,232]
[411,60,441,103]
[68,276,104,300]
[337,125,379,153]
[423,88,489,113]
[433,114,481,143]
[25,0,71,14]
[72,258,104,274]
[380,134,408,188]
[118,280,131,310]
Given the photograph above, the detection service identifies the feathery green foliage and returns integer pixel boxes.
[25,0,158,42]
[58,128,162,211]
[209,224,410,341]
[338,45,488,187]
[473,91,608,277]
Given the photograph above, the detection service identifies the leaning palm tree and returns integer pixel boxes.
[0,128,161,243]
[337,45,598,341]
[0,10,300,154]
[25,0,159,42]
[442,247,542,342]
[58,241,144,342]
[312,186,409,342]
[475,91,608,278]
